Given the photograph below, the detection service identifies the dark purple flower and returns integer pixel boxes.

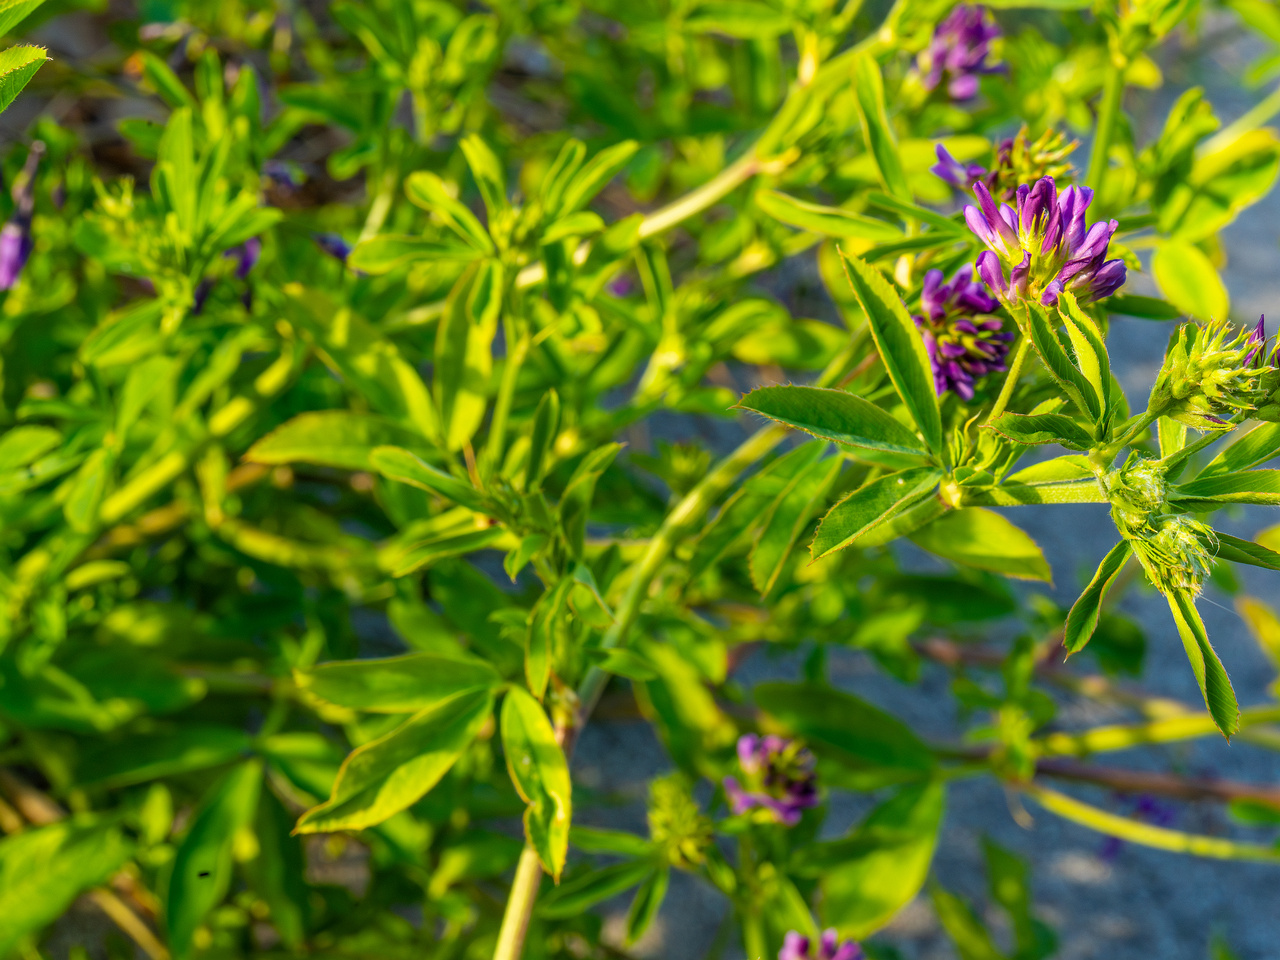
[779,930,863,960]
[0,142,44,290]
[314,232,353,263]
[965,176,1126,306]
[932,144,987,190]
[917,5,1004,101]
[913,266,1012,401]
[231,237,262,280]
[1099,793,1177,862]
[723,734,818,826]
[264,159,304,189]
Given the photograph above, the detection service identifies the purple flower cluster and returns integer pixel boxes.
[914,266,1012,400]
[917,5,1004,101]
[193,237,264,315]
[723,734,818,826]
[965,177,1126,306]
[314,231,353,263]
[779,930,863,960]
[933,128,1078,202]
[0,142,45,290]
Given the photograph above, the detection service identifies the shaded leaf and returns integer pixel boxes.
[502,687,572,880]
[811,468,943,560]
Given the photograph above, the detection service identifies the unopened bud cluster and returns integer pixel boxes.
[1106,458,1214,596]
[1147,317,1273,429]
[647,774,713,867]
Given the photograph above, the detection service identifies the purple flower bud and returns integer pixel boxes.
[314,232,353,263]
[931,144,988,189]
[233,237,262,280]
[723,734,818,826]
[0,142,44,291]
[917,5,1004,102]
[1246,315,1267,366]
[779,930,863,960]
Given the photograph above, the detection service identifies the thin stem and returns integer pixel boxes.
[483,317,530,481]
[985,338,1031,424]
[1200,81,1280,156]
[1087,57,1126,193]
[492,847,546,960]
[88,889,170,960]
[1020,781,1280,862]
[1035,703,1280,757]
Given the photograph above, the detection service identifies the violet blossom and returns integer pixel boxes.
[314,232,353,263]
[917,5,1004,101]
[965,176,1126,306]
[914,266,1013,401]
[779,930,863,960]
[0,142,44,290]
[723,734,818,826]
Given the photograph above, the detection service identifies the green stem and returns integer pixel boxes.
[963,479,1107,506]
[482,317,530,481]
[1200,81,1280,156]
[985,338,1031,424]
[1086,58,1126,194]
[492,847,545,960]
[1035,703,1280,757]
[1021,781,1280,862]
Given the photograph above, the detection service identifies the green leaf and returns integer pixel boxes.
[0,0,48,36]
[1057,291,1112,419]
[536,859,653,918]
[1107,294,1182,320]
[1205,531,1280,571]
[243,789,308,948]
[0,425,60,470]
[542,211,605,244]
[0,820,133,957]
[559,443,622,560]
[811,468,943,560]
[569,826,655,857]
[755,191,903,241]
[983,838,1054,960]
[370,445,486,511]
[502,687,572,880]
[851,54,911,200]
[1198,422,1280,479]
[405,171,494,252]
[520,391,561,494]
[1152,240,1228,321]
[460,134,508,221]
[295,687,493,833]
[63,448,112,533]
[737,385,929,457]
[77,725,253,788]
[684,1,792,37]
[815,781,945,939]
[1064,540,1131,653]
[556,140,641,215]
[931,886,1005,960]
[525,575,573,698]
[435,259,504,451]
[167,761,263,959]
[754,682,935,785]
[1021,301,1101,421]
[1168,590,1239,737]
[247,413,433,471]
[347,235,482,273]
[988,412,1094,450]
[0,43,46,113]
[296,653,500,713]
[625,866,669,945]
[383,527,508,578]
[839,254,942,455]
[1172,469,1280,505]
[910,508,1052,582]
[689,442,826,580]
[751,453,842,595]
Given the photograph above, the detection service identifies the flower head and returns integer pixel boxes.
[914,266,1013,401]
[0,141,44,290]
[648,774,713,867]
[965,176,1125,306]
[723,734,818,825]
[917,5,1004,101]
[779,930,863,960]
[935,128,1079,201]
[1147,316,1272,429]
[1106,456,1215,597]
[314,232,353,263]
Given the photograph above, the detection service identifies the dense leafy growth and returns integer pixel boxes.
[1,0,1280,959]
